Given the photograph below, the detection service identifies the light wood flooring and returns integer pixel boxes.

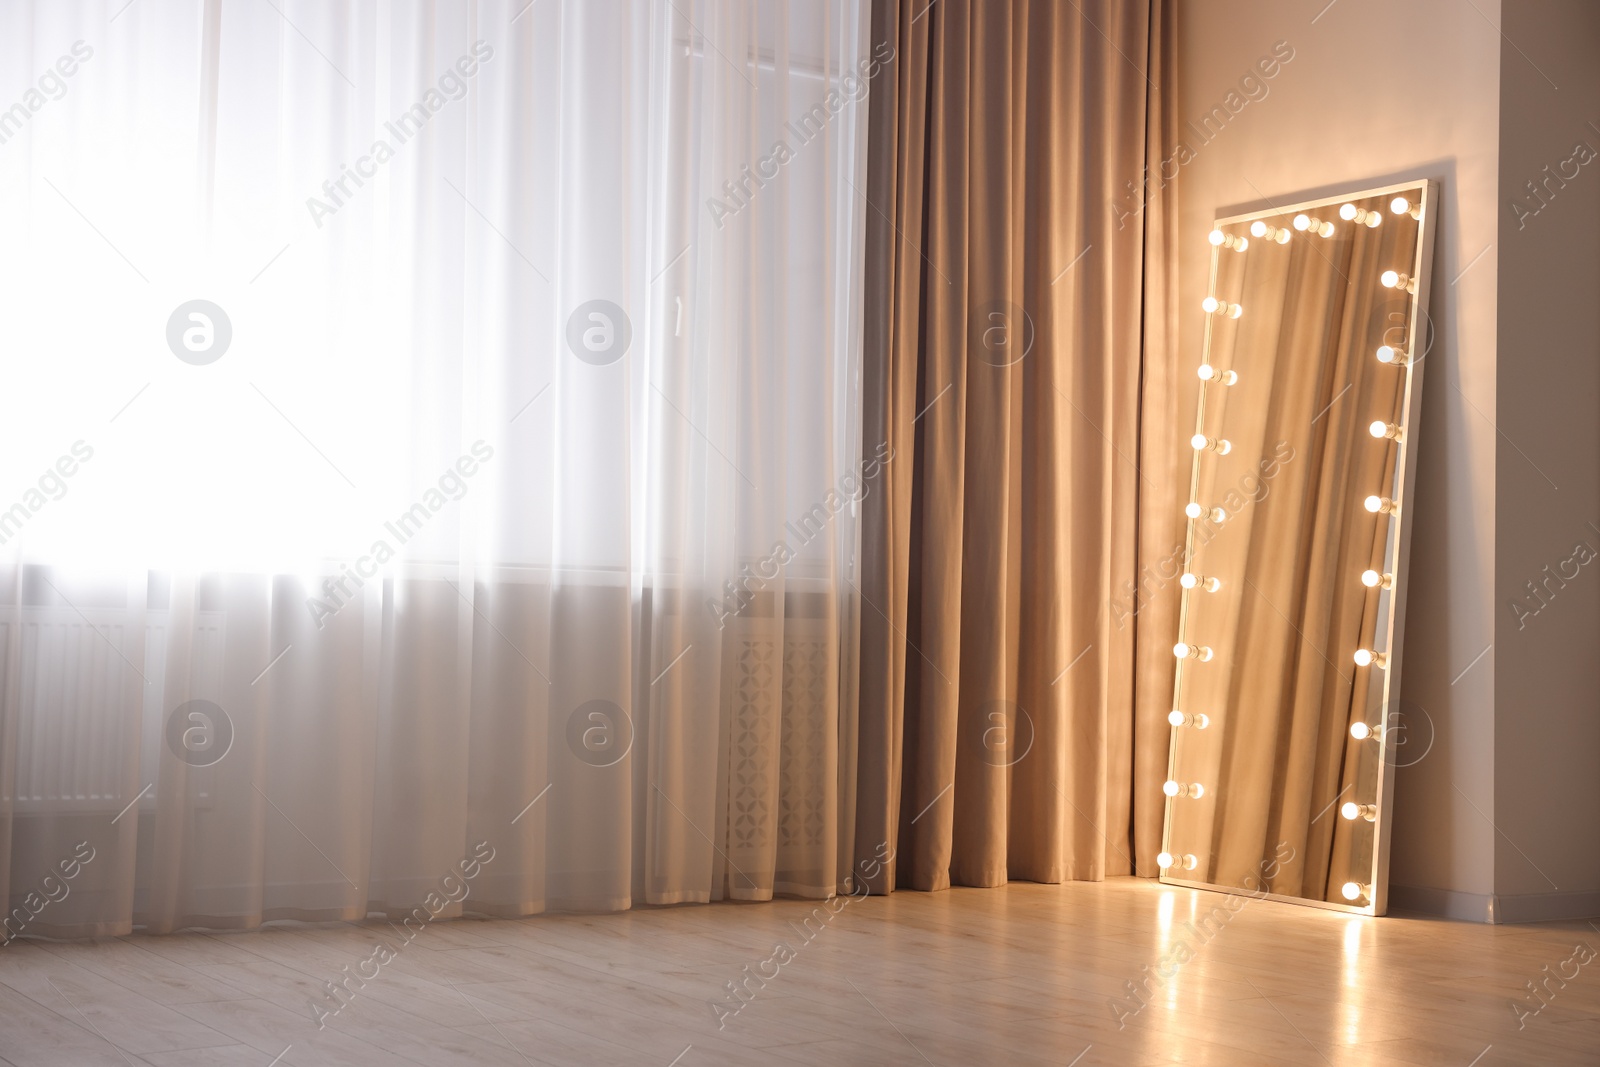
[1,877,1597,1066]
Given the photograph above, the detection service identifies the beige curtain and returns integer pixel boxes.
[853,0,1177,892]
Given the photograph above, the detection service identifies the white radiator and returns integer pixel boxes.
[2,607,223,813]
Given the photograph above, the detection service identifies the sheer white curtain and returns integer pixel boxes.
[0,0,873,936]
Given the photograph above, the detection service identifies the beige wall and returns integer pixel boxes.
[1176,0,1504,914]
[1492,0,1600,918]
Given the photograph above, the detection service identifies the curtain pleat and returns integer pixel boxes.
[853,0,1176,892]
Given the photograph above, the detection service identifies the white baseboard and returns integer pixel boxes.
[1492,889,1600,925]
[1390,884,1600,924]
[1387,884,1494,922]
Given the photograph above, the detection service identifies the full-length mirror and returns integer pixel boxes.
[1159,181,1439,914]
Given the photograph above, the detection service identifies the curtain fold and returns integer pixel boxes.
[853,0,1177,892]
[0,0,873,937]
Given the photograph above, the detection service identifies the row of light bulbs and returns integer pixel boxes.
[1155,850,1372,906]
[1162,202,1423,904]
[1206,196,1424,253]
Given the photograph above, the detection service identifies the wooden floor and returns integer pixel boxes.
[0,877,1597,1066]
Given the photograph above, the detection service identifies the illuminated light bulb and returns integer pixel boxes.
[1364,495,1398,516]
[1390,196,1423,220]
[1353,648,1388,669]
[1197,365,1240,385]
[1361,569,1394,590]
[1339,204,1384,227]
[1209,229,1249,252]
[1173,642,1214,662]
[1201,296,1220,313]
[1341,802,1379,822]
[1291,214,1336,238]
[1375,345,1410,366]
[1202,297,1244,318]
[1249,220,1291,243]
[1381,270,1418,294]
[1190,434,1232,455]
[1169,710,1211,729]
[1369,421,1403,441]
[1163,780,1205,799]
[1158,852,1199,871]
[1185,504,1227,523]
[1350,721,1378,741]
[1180,573,1222,592]
[1341,881,1369,902]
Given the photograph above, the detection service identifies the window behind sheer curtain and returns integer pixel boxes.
[0,0,874,934]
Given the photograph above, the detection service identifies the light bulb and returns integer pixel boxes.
[1317,221,1336,238]
[1173,642,1214,662]
[1353,648,1388,669]
[1250,221,1291,243]
[1197,366,1240,385]
[1198,363,1215,380]
[1375,345,1409,366]
[1202,296,1220,313]
[1209,229,1248,252]
[1364,495,1397,515]
[1361,570,1394,589]
[1369,420,1402,441]
[1293,214,1311,231]
[1350,721,1374,740]
[1169,710,1210,729]
[1341,802,1378,822]
[1341,881,1368,902]
[1381,270,1417,293]
[1163,780,1204,799]
[1191,434,1232,454]
[1339,204,1383,227]
[1181,573,1221,592]
[1185,502,1202,519]
[1158,852,1198,871]
[1185,503,1225,523]
[1390,196,1422,220]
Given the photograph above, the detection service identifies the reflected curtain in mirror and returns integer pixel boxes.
[1161,182,1437,914]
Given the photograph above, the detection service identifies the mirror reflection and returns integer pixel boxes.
[1161,182,1437,912]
